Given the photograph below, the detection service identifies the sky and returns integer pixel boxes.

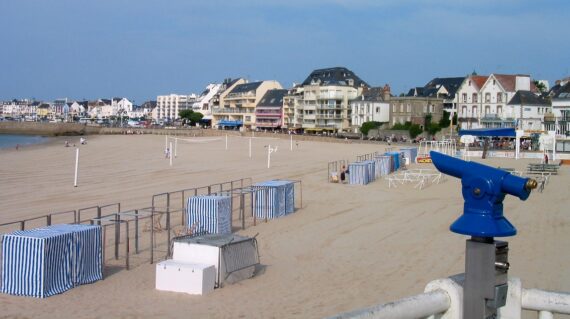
[1,0,569,103]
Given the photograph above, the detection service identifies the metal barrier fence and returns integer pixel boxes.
[355,151,379,162]
[0,177,256,278]
[328,160,349,183]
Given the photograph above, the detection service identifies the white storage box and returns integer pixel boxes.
[172,234,259,287]
[155,260,215,295]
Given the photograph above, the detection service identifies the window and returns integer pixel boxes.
[423,105,427,113]
[407,104,411,112]
[485,93,491,103]
[376,107,380,113]
[400,104,404,112]
[462,106,467,116]
[472,105,478,116]
[392,104,396,112]
[497,105,502,114]
[472,93,478,103]
[462,93,467,102]
[497,93,502,102]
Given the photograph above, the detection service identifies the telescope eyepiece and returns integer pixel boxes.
[525,179,538,191]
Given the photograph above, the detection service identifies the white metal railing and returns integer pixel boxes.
[327,276,570,319]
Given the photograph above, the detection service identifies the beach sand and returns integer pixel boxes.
[0,134,568,318]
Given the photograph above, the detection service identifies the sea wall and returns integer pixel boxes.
[0,122,101,136]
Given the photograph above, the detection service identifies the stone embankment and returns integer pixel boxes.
[0,122,387,145]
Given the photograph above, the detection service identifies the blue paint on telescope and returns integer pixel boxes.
[430,151,533,237]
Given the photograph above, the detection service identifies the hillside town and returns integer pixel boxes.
[2,67,569,141]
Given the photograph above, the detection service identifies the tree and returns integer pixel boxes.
[409,124,423,138]
[189,112,203,125]
[533,80,547,94]
[426,122,441,136]
[360,121,382,136]
[424,114,432,131]
[178,109,204,126]
[439,111,451,128]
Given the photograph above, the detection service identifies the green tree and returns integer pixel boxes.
[424,114,432,131]
[439,111,451,128]
[360,121,382,135]
[409,124,423,138]
[189,112,204,125]
[426,122,441,136]
[533,80,547,94]
[178,109,204,126]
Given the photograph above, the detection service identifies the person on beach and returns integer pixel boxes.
[15,144,19,151]
[165,148,170,159]
[544,153,549,164]
[340,165,347,184]
[65,140,69,147]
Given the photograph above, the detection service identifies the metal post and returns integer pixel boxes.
[97,207,101,226]
[134,210,139,254]
[166,193,171,258]
[20,221,24,231]
[47,215,52,226]
[125,221,130,270]
[102,225,106,277]
[74,148,79,187]
[114,213,120,260]
[169,142,173,166]
[241,192,245,230]
[150,207,154,264]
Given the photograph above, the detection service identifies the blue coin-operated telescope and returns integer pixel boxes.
[430,151,537,319]
[430,151,536,237]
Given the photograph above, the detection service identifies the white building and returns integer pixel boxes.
[507,90,550,131]
[112,98,133,116]
[548,80,570,136]
[192,83,223,120]
[155,94,196,121]
[350,85,390,132]
[456,74,536,129]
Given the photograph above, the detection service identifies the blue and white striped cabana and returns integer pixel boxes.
[46,224,103,285]
[399,147,418,164]
[186,195,232,235]
[385,152,402,171]
[362,160,376,182]
[348,162,370,185]
[373,156,391,177]
[1,224,102,298]
[252,180,295,220]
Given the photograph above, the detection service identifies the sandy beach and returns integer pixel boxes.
[0,134,568,319]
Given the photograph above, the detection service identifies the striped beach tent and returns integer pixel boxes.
[186,195,232,235]
[385,152,401,171]
[362,160,376,182]
[399,147,418,164]
[348,162,370,185]
[252,180,295,220]
[373,156,391,177]
[1,228,74,298]
[46,224,102,285]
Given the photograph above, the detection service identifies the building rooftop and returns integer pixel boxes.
[257,89,288,108]
[301,67,369,88]
[508,90,549,106]
[229,81,263,94]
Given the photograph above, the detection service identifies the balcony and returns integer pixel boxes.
[213,108,252,114]
[315,114,343,119]
[255,121,281,128]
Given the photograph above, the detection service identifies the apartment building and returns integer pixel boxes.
[298,67,368,133]
[212,80,282,130]
[283,86,304,131]
[350,85,390,132]
[255,89,288,130]
[155,94,196,121]
[191,83,223,122]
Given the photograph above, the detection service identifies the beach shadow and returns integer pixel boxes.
[102,265,126,279]
[253,264,268,277]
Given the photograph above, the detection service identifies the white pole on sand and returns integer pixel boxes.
[169,142,173,167]
[225,134,228,150]
[165,135,168,151]
[290,135,293,151]
[174,138,178,158]
[249,137,252,159]
[74,148,79,187]
[267,145,271,168]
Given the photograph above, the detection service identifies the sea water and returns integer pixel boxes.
[0,134,48,149]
